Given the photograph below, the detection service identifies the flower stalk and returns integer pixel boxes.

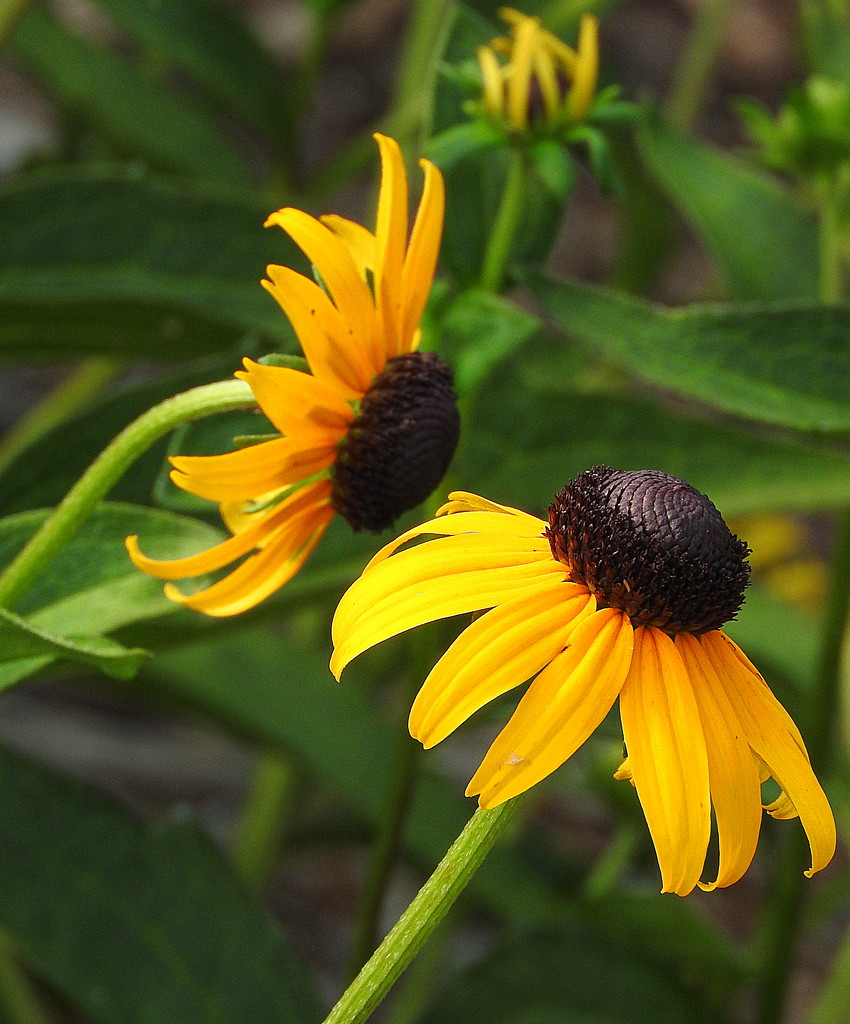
[322,798,521,1024]
[479,148,531,292]
[0,379,254,610]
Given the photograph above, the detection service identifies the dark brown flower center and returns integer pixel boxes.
[547,466,751,634]
[331,351,460,532]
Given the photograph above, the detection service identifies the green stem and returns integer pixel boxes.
[346,628,438,977]
[322,798,522,1024]
[393,0,454,151]
[233,750,295,890]
[0,379,253,610]
[0,933,49,1024]
[479,148,531,293]
[0,358,120,478]
[817,183,844,304]
[666,0,738,134]
[755,510,850,1024]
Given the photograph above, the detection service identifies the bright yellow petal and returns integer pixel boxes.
[164,483,335,616]
[168,436,335,504]
[411,577,596,746]
[532,45,561,121]
[467,608,634,807]
[362,506,547,572]
[319,214,377,279]
[506,15,539,130]
[567,13,598,122]
[478,44,505,118]
[702,631,836,878]
[400,157,445,353]
[126,479,333,582]
[235,358,352,437]
[265,208,379,366]
[331,558,567,680]
[676,633,762,891]
[373,133,408,359]
[262,266,373,393]
[619,626,711,896]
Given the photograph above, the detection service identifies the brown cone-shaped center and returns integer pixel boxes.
[547,466,751,634]
[331,351,460,532]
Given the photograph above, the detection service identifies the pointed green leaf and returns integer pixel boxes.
[636,112,819,301]
[0,743,320,1024]
[10,6,253,184]
[92,0,290,142]
[526,273,850,434]
[0,167,301,357]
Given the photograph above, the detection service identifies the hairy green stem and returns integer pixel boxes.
[322,798,521,1024]
[666,0,738,134]
[0,359,120,478]
[0,379,254,610]
[479,148,531,293]
[233,750,296,890]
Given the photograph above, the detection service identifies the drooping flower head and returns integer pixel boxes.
[126,134,459,617]
[478,7,599,132]
[332,467,836,895]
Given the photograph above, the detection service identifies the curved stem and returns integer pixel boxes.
[322,797,522,1024]
[479,148,531,293]
[666,0,738,134]
[0,932,49,1024]
[0,379,254,610]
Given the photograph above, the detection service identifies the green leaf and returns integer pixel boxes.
[636,111,819,301]
[452,319,850,515]
[92,0,290,143]
[0,502,225,686]
[0,743,320,1024]
[0,167,301,357]
[0,606,147,682]
[10,5,253,185]
[526,273,850,434]
[419,927,715,1024]
[439,289,541,393]
[426,121,506,169]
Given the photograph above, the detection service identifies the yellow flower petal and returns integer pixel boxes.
[619,627,711,896]
[235,358,352,437]
[167,437,335,504]
[126,479,332,582]
[467,608,634,807]
[264,207,379,367]
[411,577,595,746]
[506,14,539,130]
[701,631,836,878]
[478,44,505,118]
[532,45,561,122]
[164,482,335,616]
[566,13,599,122]
[319,214,377,280]
[331,545,566,681]
[400,157,445,353]
[373,133,408,358]
[262,265,374,393]
[676,633,763,891]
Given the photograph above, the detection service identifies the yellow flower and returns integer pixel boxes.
[126,134,458,617]
[478,7,599,132]
[331,468,836,895]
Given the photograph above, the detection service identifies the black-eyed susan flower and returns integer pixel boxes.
[478,7,599,133]
[331,467,836,895]
[126,134,459,617]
